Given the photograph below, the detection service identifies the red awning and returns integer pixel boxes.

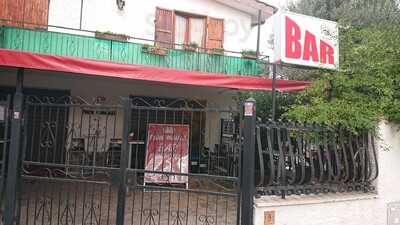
[0,49,310,92]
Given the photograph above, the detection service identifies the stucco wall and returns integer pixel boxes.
[48,0,256,52]
[254,121,400,225]
[247,13,275,58]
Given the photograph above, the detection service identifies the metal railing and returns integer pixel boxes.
[0,18,269,77]
[13,94,242,225]
[0,89,382,225]
[255,121,379,197]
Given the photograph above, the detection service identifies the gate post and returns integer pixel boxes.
[4,68,24,225]
[241,98,256,225]
[116,97,131,225]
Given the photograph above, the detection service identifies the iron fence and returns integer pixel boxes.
[123,96,242,225]
[19,96,123,225]
[0,95,11,217]
[0,91,383,225]
[255,121,379,197]
[14,95,242,225]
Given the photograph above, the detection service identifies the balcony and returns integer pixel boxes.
[0,26,268,77]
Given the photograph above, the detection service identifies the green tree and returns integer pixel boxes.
[288,0,400,26]
[283,0,400,133]
[238,91,295,120]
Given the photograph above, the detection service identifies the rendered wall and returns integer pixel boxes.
[48,0,255,53]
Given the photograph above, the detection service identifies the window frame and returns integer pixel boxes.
[174,10,207,48]
[154,7,224,50]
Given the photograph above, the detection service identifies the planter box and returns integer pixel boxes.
[210,50,225,56]
[142,46,168,56]
[242,54,257,60]
[184,46,197,52]
[95,32,129,42]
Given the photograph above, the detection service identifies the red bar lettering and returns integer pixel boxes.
[285,16,302,59]
[320,40,335,64]
[303,31,319,62]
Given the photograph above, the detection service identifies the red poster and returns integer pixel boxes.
[144,124,189,184]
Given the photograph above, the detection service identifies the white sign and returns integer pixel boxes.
[244,102,254,116]
[273,11,339,70]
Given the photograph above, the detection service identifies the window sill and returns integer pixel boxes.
[254,192,378,208]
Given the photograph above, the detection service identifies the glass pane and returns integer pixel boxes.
[175,15,186,49]
[190,18,205,47]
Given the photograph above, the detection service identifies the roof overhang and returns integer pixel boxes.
[214,0,278,24]
[0,49,310,92]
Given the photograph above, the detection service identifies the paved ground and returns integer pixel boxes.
[17,178,239,225]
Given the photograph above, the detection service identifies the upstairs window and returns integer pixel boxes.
[155,7,224,50]
[174,13,205,49]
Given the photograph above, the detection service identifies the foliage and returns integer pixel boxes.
[287,0,400,25]
[211,47,225,53]
[188,42,199,48]
[239,91,295,121]
[282,0,400,133]
[95,31,130,40]
[184,42,199,51]
[241,49,257,56]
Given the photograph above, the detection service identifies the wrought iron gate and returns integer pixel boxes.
[0,95,11,222]
[9,95,243,225]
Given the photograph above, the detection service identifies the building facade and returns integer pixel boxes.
[0,1,283,225]
[0,0,278,160]
[0,1,390,225]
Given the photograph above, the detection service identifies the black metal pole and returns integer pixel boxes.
[270,64,284,198]
[256,9,262,58]
[116,97,131,225]
[4,68,24,225]
[241,98,256,225]
[271,64,277,121]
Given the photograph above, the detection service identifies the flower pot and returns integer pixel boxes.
[95,32,129,42]
[242,54,257,59]
[211,50,224,56]
[151,47,168,56]
[141,46,151,53]
[142,46,168,56]
[209,48,225,56]
[184,46,197,52]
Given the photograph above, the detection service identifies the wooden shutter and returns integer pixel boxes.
[155,7,174,48]
[23,0,49,29]
[0,0,24,27]
[0,0,48,29]
[206,17,224,49]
